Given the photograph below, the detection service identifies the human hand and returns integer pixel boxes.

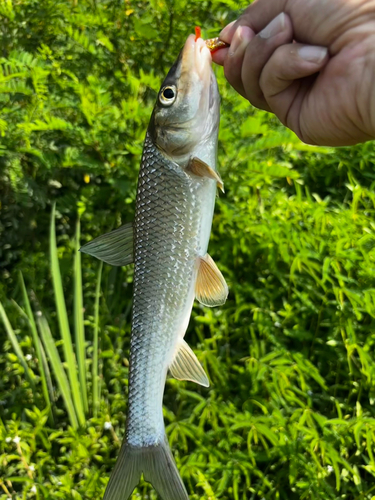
[213,0,375,146]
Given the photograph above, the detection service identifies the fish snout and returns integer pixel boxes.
[181,34,212,83]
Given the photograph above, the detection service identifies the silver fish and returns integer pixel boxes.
[81,33,228,500]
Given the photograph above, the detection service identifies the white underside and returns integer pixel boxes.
[167,145,217,368]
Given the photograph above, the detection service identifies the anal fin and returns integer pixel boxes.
[187,157,224,192]
[170,339,209,387]
[195,254,228,307]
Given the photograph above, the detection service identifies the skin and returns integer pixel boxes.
[212,0,375,146]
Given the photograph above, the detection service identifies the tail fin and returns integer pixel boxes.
[103,437,189,500]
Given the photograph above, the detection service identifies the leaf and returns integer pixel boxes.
[50,204,85,427]
[74,217,88,414]
[19,272,54,424]
[0,301,36,392]
[37,315,78,429]
[133,18,159,40]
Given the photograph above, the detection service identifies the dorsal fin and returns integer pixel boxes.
[80,222,134,266]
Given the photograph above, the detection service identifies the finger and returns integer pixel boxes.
[211,47,229,66]
[217,20,236,45]
[211,22,237,66]
[240,12,293,110]
[220,0,288,43]
[222,25,255,98]
[259,43,329,136]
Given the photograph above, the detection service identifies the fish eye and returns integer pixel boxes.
[159,86,177,106]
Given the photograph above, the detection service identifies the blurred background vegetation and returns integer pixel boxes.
[1,0,375,499]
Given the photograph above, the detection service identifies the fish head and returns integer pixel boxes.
[149,34,220,161]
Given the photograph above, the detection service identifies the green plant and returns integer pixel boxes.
[0,206,103,429]
[1,0,375,499]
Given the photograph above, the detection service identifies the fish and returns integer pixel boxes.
[80,30,228,500]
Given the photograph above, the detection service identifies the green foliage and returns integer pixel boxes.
[1,0,375,499]
[1,208,104,430]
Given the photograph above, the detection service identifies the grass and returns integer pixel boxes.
[0,207,104,430]
[50,203,86,426]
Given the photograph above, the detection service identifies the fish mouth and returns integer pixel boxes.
[180,33,212,87]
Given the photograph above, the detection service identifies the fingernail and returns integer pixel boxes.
[229,25,253,56]
[220,20,237,41]
[258,12,286,39]
[298,45,328,63]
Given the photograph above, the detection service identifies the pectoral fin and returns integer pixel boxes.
[195,254,228,307]
[187,157,224,192]
[170,339,209,387]
[80,222,134,266]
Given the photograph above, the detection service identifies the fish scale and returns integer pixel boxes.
[127,133,202,448]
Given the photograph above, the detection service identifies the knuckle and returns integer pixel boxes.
[259,69,272,96]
